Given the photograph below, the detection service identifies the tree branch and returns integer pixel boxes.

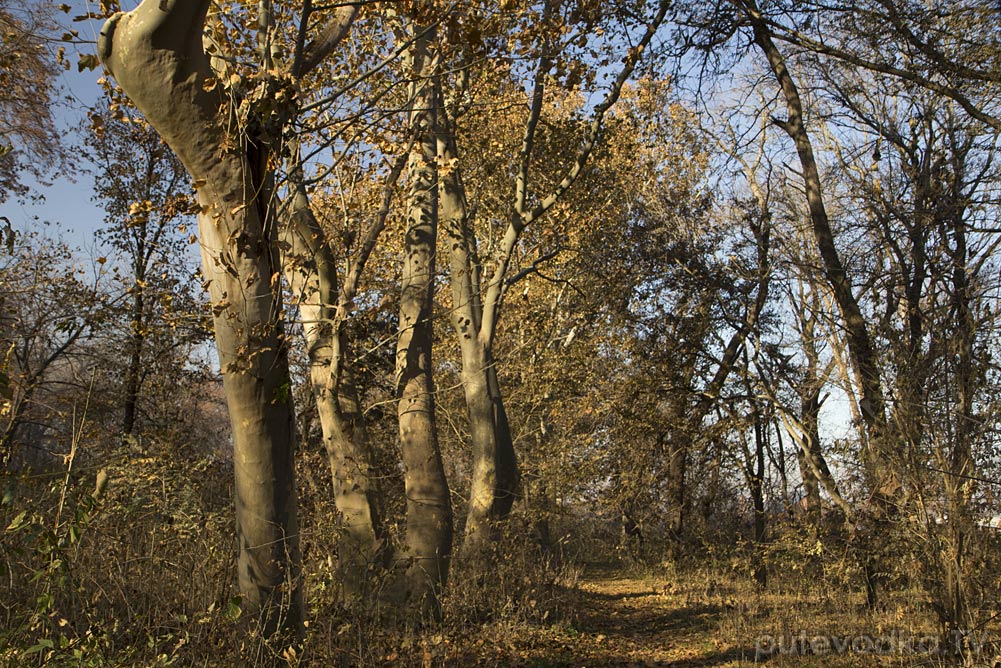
[480,0,672,344]
[297,4,360,77]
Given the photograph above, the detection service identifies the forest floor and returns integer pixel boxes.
[433,565,994,668]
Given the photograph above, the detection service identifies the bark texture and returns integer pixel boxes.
[436,107,519,549]
[100,1,303,654]
[281,167,386,598]
[394,27,453,616]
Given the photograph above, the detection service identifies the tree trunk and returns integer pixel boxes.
[664,433,687,563]
[749,402,767,588]
[99,2,303,654]
[394,27,453,616]
[314,353,385,591]
[743,0,893,604]
[743,0,888,463]
[455,340,520,549]
[436,101,519,551]
[122,286,144,435]
[942,174,975,635]
[797,386,822,521]
[485,359,519,517]
[794,302,826,524]
[282,179,386,599]
[529,477,555,562]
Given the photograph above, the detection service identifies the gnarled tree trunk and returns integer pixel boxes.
[99,1,302,654]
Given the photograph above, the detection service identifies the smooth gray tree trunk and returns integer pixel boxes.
[99,2,303,656]
[394,26,453,617]
[281,178,387,599]
[437,123,519,548]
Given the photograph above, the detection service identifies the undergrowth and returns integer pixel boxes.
[4,442,999,667]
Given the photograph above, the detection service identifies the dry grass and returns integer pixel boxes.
[3,449,998,667]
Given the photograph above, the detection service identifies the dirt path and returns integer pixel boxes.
[449,569,757,667]
[445,569,936,668]
[564,572,752,667]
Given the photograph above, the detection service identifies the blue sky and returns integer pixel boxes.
[5,5,121,252]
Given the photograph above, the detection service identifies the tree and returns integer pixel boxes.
[392,17,453,614]
[813,54,1001,636]
[96,0,348,653]
[97,0,450,642]
[0,232,108,467]
[481,79,724,564]
[432,0,672,550]
[693,0,1001,616]
[718,0,896,605]
[85,102,204,436]
[0,0,64,201]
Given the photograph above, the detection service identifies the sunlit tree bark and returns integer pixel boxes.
[394,22,453,615]
[99,0,310,654]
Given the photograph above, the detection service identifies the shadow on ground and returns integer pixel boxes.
[445,574,765,667]
[575,600,726,638]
